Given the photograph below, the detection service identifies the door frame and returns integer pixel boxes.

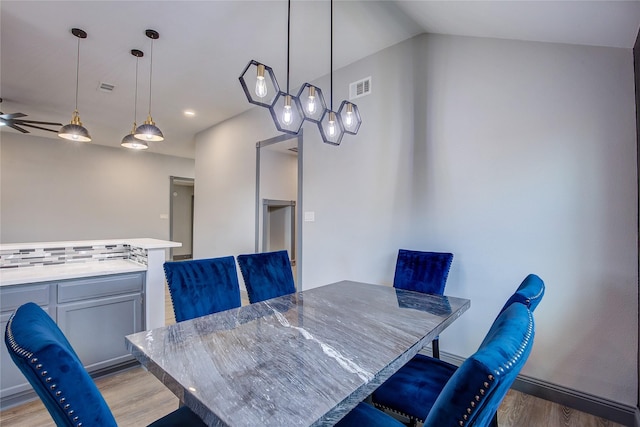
[255,131,303,288]
[169,176,195,260]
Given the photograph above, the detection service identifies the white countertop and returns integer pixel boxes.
[0,260,148,287]
[0,238,181,252]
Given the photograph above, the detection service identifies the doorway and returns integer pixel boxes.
[255,131,303,288]
[169,176,194,260]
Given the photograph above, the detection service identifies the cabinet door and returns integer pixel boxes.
[0,284,53,408]
[57,293,143,373]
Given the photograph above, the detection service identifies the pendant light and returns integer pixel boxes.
[121,49,148,150]
[58,28,91,142]
[134,29,164,142]
[268,0,304,135]
[318,0,344,145]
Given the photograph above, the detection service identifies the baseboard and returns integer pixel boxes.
[439,351,636,427]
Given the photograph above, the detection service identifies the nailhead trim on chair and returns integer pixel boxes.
[5,313,83,427]
[457,309,534,427]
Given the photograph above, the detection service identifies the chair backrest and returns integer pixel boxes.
[423,303,535,427]
[164,256,241,322]
[498,274,545,315]
[4,302,117,427]
[393,249,454,295]
[236,250,296,303]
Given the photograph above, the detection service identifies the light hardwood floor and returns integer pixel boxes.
[0,285,626,427]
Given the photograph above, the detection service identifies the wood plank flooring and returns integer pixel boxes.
[0,285,626,427]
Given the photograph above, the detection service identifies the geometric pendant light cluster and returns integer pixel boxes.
[239,0,361,146]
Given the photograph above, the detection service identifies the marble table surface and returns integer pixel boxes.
[125,280,470,426]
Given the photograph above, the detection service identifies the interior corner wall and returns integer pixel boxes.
[410,34,637,406]
[0,133,194,243]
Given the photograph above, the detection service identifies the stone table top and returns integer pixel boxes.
[126,280,470,426]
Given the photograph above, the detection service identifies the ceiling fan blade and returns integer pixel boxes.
[14,119,63,126]
[0,112,27,120]
[20,123,59,133]
[5,123,29,133]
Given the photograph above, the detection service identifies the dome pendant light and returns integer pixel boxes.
[121,49,148,150]
[134,29,164,142]
[58,28,91,142]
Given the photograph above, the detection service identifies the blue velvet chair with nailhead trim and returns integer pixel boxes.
[497,274,545,316]
[164,256,241,322]
[336,302,536,427]
[393,249,454,359]
[4,302,206,427]
[370,274,544,427]
[236,250,296,303]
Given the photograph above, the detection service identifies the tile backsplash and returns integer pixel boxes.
[0,244,148,269]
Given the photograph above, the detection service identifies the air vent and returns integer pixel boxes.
[349,76,371,100]
[98,82,115,93]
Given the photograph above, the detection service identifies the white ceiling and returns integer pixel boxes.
[2,1,639,159]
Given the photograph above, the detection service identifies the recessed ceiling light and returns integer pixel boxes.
[184,110,195,117]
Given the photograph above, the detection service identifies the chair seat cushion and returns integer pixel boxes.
[147,406,207,427]
[372,354,458,421]
[335,402,406,427]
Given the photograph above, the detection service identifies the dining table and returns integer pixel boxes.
[125,280,470,426]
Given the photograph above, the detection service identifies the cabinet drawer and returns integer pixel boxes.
[0,284,50,312]
[58,273,144,303]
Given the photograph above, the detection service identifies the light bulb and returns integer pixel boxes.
[328,112,336,137]
[72,134,79,140]
[255,64,267,98]
[282,96,293,125]
[146,133,153,140]
[344,103,354,129]
[306,86,317,114]
[345,112,353,128]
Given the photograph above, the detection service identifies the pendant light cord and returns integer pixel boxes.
[148,38,154,115]
[75,36,80,111]
[330,0,333,110]
[286,0,291,94]
[134,56,139,123]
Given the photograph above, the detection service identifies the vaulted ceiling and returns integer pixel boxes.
[2,1,639,158]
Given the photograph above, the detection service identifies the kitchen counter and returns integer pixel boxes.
[0,238,180,330]
[0,259,146,287]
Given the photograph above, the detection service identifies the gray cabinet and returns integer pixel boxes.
[0,284,55,408]
[57,273,144,373]
[0,272,145,409]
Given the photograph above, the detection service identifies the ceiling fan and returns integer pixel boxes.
[0,98,62,134]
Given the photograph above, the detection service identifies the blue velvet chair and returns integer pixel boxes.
[236,250,296,303]
[393,249,454,358]
[369,274,545,427]
[336,302,536,427]
[4,302,206,427]
[164,256,241,322]
[497,273,545,316]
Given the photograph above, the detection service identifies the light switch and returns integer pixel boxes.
[304,211,315,222]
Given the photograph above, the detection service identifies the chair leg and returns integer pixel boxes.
[490,411,498,427]
[432,338,440,359]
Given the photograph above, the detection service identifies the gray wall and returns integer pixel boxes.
[194,33,638,407]
[1,132,194,243]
